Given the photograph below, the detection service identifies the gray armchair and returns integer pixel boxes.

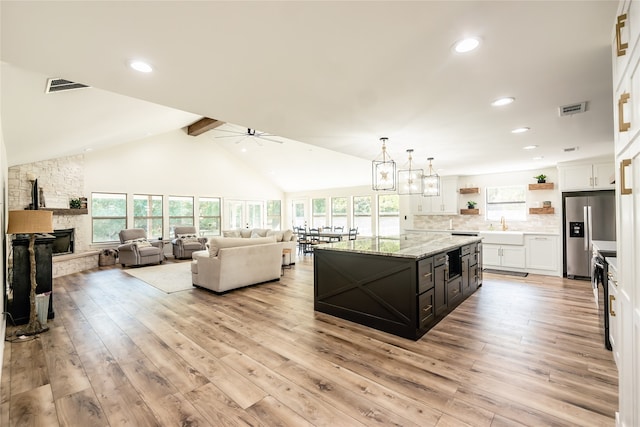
[172,226,208,259]
[118,228,163,267]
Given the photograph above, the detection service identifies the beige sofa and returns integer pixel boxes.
[191,236,282,293]
[222,228,297,265]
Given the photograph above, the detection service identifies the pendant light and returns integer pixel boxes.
[372,137,396,191]
[422,157,440,197]
[398,149,424,195]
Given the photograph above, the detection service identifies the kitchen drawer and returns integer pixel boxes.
[469,252,478,267]
[433,252,447,267]
[418,256,434,294]
[461,244,473,256]
[418,289,436,330]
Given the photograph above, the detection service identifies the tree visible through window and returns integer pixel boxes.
[133,194,163,239]
[312,198,327,227]
[353,196,372,236]
[486,185,526,221]
[378,194,399,236]
[331,197,348,229]
[199,197,221,236]
[92,192,126,243]
[168,196,194,235]
[266,200,281,230]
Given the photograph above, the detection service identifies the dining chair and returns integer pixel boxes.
[348,228,358,240]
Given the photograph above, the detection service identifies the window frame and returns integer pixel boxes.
[485,185,527,222]
[91,192,127,243]
[199,196,221,237]
[133,194,163,239]
[168,195,195,235]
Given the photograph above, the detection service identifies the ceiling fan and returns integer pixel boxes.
[214,127,284,145]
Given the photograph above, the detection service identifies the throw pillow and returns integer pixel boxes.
[283,229,293,242]
[125,237,152,248]
[267,230,284,242]
[177,233,199,243]
[223,229,241,238]
[240,229,253,238]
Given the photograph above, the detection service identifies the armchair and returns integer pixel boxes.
[172,226,208,259]
[118,228,163,267]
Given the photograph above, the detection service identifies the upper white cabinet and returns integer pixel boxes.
[558,160,615,191]
[411,176,458,215]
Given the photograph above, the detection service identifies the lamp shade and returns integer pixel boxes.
[7,210,54,234]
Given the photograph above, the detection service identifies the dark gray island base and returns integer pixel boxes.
[314,234,483,340]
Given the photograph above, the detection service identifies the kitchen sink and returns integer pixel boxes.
[478,231,524,245]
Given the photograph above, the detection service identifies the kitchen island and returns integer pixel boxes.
[314,233,482,340]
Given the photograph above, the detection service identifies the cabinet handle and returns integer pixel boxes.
[609,295,616,317]
[422,272,432,278]
[618,92,631,132]
[620,159,632,195]
[616,13,628,57]
[422,305,433,312]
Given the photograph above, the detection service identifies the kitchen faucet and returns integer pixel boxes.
[500,216,508,231]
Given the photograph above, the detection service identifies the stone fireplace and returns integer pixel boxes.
[8,155,99,277]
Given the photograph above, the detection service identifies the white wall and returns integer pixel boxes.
[84,129,283,199]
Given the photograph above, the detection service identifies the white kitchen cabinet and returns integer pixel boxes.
[608,270,620,367]
[525,234,559,273]
[411,176,458,215]
[612,2,640,424]
[558,160,615,191]
[482,244,525,269]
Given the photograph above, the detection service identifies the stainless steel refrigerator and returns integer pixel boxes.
[563,190,616,279]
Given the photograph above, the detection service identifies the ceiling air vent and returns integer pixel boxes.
[558,101,587,117]
[45,78,90,93]
[564,146,580,153]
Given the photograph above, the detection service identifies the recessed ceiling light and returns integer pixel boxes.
[491,97,515,107]
[533,156,544,160]
[453,37,480,53]
[523,145,538,150]
[83,147,93,152]
[511,127,530,134]
[129,60,153,73]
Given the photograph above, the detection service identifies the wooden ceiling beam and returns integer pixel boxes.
[187,117,225,136]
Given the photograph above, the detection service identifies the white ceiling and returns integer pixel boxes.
[0,1,618,192]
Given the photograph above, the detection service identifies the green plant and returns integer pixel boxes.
[534,174,547,182]
[69,198,82,209]
[467,201,477,208]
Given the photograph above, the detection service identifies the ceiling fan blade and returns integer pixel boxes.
[214,128,247,136]
[234,136,250,144]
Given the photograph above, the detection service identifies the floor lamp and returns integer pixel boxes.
[7,210,54,335]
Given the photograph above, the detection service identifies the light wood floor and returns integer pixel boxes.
[1,255,618,426]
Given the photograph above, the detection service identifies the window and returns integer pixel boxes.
[331,197,348,229]
[168,196,194,235]
[486,185,526,221]
[226,200,244,229]
[353,196,372,236]
[312,198,327,227]
[377,194,399,237]
[266,200,282,230]
[199,197,221,236]
[292,200,306,228]
[247,201,264,229]
[91,192,126,243]
[133,194,163,239]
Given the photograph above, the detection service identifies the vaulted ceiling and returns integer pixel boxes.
[0,1,618,192]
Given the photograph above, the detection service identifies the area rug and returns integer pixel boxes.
[123,261,194,293]
[483,268,528,277]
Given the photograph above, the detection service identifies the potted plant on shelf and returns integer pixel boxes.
[69,198,82,209]
[467,201,477,209]
[534,174,547,183]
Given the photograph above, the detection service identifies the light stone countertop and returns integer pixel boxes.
[315,233,482,259]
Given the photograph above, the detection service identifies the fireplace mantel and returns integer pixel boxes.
[42,208,88,215]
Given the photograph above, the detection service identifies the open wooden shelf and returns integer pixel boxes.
[459,187,479,194]
[528,183,554,190]
[42,208,88,215]
[460,208,480,215]
[529,207,555,214]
